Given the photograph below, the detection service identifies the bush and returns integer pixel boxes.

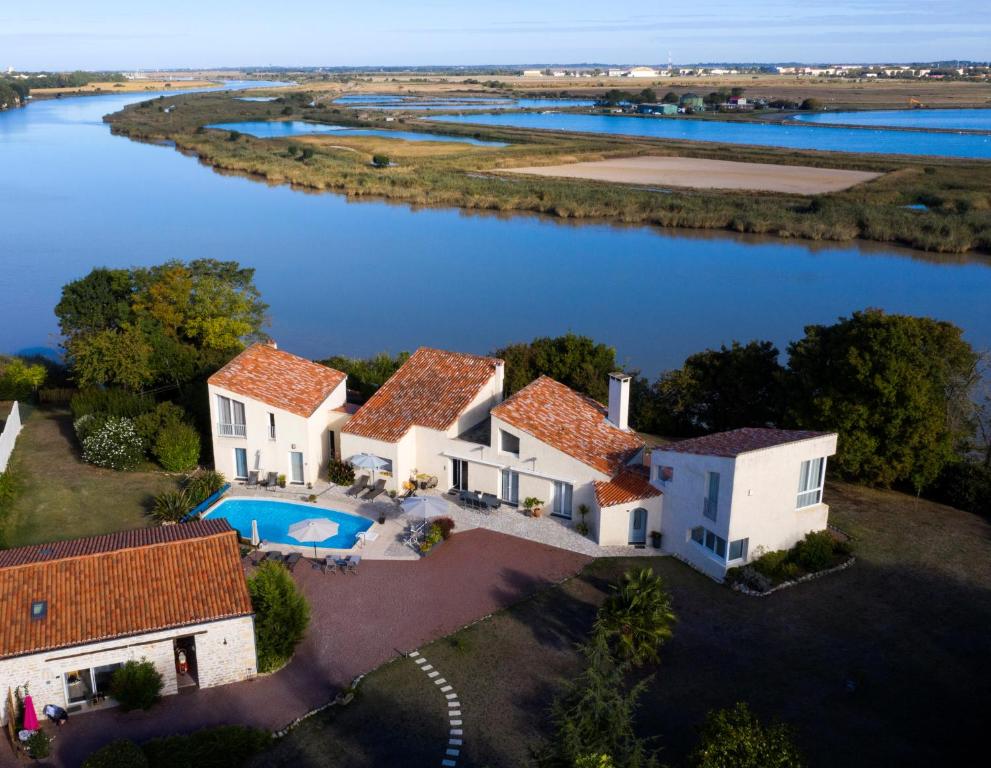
[142,725,272,768]
[752,548,789,579]
[793,530,836,572]
[153,421,200,472]
[248,560,310,672]
[928,460,991,517]
[0,357,47,400]
[82,416,145,470]
[185,470,226,506]
[726,565,773,593]
[371,153,390,168]
[133,401,189,451]
[70,388,155,420]
[26,729,50,759]
[152,489,192,523]
[690,702,804,768]
[82,739,149,768]
[74,412,109,443]
[327,458,355,486]
[434,516,455,540]
[109,659,164,711]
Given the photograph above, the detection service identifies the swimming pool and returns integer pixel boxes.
[205,498,373,549]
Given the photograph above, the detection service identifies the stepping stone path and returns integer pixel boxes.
[410,650,463,767]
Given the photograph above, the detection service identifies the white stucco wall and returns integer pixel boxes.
[0,615,256,724]
[650,434,838,579]
[596,496,663,547]
[208,380,346,487]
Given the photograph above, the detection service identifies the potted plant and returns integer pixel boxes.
[277,474,286,488]
[650,530,662,549]
[575,504,590,535]
[523,497,544,518]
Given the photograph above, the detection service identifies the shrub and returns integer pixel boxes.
[595,567,676,667]
[152,489,192,523]
[248,560,310,672]
[327,458,355,486]
[689,702,804,768]
[82,416,145,470]
[420,523,444,553]
[434,516,455,540]
[371,153,390,168]
[142,725,272,768]
[727,565,773,593]
[153,422,200,472]
[0,357,47,400]
[793,530,836,572]
[185,470,226,506]
[74,412,109,443]
[928,460,991,517]
[110,659,163,711]
[82,739,149,768]
[752,548,789,579]
[70,388,155,420]
[133,401,189,451]
[26,729,50,758]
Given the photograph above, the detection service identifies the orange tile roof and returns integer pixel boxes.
[492,376,644,476]
[209,343,346,418]
[594,467,662,507]
[0,520,253,660]
[342,347,503,442]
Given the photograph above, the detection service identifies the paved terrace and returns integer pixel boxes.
[9,529,589,767]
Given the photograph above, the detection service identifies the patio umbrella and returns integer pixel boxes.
[287,517,340,558]
[250,519,260,547]
[22,694,38,731]
[349,453,389,484]
[401,495,450,522]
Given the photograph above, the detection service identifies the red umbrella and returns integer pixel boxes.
[22,694,38,731]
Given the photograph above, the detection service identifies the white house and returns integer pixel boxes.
[208,342,353,486]
[0,520,256,723]
[650,429,838,579]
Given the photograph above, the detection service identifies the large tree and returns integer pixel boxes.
[787,309,979,490]
[494,333,620,403]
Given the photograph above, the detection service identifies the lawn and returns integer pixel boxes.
[1,406,178,547]
[255,481,991,768]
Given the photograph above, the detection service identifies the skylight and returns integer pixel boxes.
[30,600,47,621]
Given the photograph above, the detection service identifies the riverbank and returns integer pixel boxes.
[105,91,991,254]
[28,79,218,99]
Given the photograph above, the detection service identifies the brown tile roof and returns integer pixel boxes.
[657,428,834,458]
[342,348,503,442]
[594,467,662,507]
[492,376,644,476]
[209,343,345,418]
[0,520,253,660]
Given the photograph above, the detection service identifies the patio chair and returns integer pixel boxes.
[361,478,387,501]
[459,490,483,509]
[481,493,501,511]
[346,475,370,497]
[263,551,285,564]
[323,555,339,575]
[246,470,259,487]
[284,552,302,571]
[264,471,279,490]
[346,555,361,574]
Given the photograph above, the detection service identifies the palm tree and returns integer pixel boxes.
[595,567,676,666]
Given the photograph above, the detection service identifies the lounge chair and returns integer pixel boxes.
[346,555,361,574]
[246,470,259,487]
[263,551,285,564]
[323,555,339,574]
[284,552,302,571]
[264,471,279,490]
[346,475,370,497]
[481,493,501,511]
[361,478,386,501]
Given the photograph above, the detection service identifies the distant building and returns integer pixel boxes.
[627,66,658,78]
[607,69,626,77]
[521,70,543,77]
[680,93,705,110]
[637,103,678,115]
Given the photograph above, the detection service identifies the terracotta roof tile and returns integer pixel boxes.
[0,520,253,659]
[342,348,502,442]
[657,428,834,458]
[594,467,662,507]
[492,376,644,476]
[209,343,345,418]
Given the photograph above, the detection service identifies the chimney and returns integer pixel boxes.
[607,372,631,431]
[265,338,278,349]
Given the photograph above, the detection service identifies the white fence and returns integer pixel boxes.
[0,401,23,473]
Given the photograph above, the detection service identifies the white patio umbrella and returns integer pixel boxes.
[350,453,389,485]
[400,495,450,522]
[287,517,340,557]
[250,519,260,547]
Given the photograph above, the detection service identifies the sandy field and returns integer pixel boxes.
[31,80,216,95]
[504,155,882,195]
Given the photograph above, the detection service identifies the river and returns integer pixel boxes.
[1,85,990,375]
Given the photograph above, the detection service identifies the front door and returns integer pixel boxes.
[501,469,520,505]
[290,451,305,484]
[234,447,248,480]
[452,459,469,491]
[629,507,648,545]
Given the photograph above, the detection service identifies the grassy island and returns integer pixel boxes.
[105,90,991,255]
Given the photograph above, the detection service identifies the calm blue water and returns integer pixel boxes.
[333,93,595,110]
[794,109,991,131]
[237,96,278,102]
[206,499,372,548]
[1,87,990,375]
[430,112,991,159]
[207,120,506,146]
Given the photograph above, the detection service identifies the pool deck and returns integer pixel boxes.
[218,480,659,560]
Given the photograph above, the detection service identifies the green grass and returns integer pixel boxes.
[105,91,991,255]
[255,481,991,768]
[1,406,179,547]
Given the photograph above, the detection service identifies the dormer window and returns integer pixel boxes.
[30,600,47,621]
[500,430,520,457]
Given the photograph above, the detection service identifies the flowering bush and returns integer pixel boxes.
[82,416,144,471]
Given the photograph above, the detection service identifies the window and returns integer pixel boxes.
[30,600,47,621]
[704,472,720,521]
[729,538,748,561]
[216,395,246,437]
[234,447,248,480]
[501,469,520,505]
[797,457,826,508]
[693,525,727,559]
[691,526,704,545]
[551,481,573,519]
[655,465,674,485]
[499,430,520,456]
[268,412,276,440]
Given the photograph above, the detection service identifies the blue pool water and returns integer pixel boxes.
[206,499,372,548]
[207,120,507,146]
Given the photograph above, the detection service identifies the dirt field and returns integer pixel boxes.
[30,79,216,95]
[505,155,882,195]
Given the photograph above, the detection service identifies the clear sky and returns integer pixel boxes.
[3,0,989,71]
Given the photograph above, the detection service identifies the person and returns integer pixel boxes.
[42,704,68,726]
